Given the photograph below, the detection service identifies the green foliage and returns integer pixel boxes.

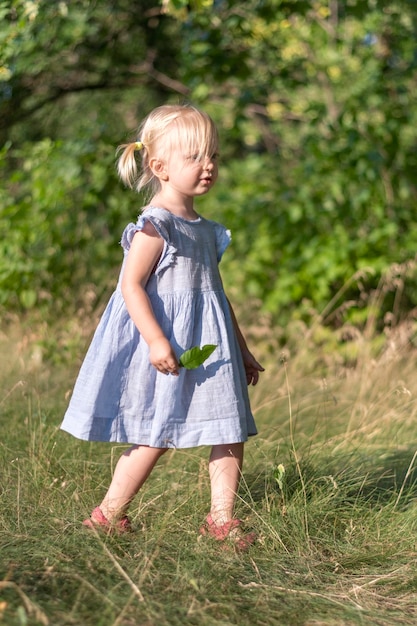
[1,0,417,327]
[188,1,417,323]
[0,138,132,310]
[0,0,178,312]
[0,0,178,139]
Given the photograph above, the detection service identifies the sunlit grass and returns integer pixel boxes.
[1,319,417,625]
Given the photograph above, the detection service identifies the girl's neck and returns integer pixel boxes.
[150,193,199,221]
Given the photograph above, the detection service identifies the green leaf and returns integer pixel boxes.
[273,464,286,492]
[179,344,217,369]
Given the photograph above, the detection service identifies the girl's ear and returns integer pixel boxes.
[149,157,168,181]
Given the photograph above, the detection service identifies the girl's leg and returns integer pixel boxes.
[208,442,244,525]
[99,445,167,521]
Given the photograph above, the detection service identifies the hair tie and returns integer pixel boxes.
[134,141,144,151]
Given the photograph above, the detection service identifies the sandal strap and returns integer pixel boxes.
[83,506,132,533]
[201,513,243,540]
[199,514,257,550]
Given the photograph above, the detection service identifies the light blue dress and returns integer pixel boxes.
[61,206,257,448]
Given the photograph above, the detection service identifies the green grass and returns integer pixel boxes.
[1,322,417,625]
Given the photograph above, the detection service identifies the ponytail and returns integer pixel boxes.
[116,142,139,190]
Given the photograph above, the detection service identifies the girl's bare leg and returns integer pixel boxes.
[99,445,167,521]
[208,443,244,525]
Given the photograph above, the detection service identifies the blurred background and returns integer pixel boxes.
[1,0,417,351]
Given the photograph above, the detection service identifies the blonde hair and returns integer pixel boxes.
[117,104,219,197]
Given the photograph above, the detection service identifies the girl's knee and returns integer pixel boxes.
[210,442,244,459]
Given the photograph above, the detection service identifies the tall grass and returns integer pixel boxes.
[1,318,416,625]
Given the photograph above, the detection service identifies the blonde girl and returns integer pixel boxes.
[61,104,264,549]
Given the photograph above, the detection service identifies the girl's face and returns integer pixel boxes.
[164,149,219,199]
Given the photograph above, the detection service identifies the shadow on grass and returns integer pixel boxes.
[246,445,417,509]
[349,447,417,505]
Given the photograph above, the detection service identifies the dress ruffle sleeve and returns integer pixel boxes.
[120,214,177,275]
[213,223,231,262]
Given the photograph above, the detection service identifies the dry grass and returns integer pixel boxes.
[0,317,417,625]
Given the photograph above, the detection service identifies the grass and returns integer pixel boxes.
[1,319,417,625]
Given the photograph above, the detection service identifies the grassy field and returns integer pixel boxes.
[1,319,416,626]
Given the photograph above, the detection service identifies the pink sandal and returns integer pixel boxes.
[83,506,132,534]
[199,513,256,551]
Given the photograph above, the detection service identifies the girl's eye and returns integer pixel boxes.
[188,153,219,162]
[185,154,201,162]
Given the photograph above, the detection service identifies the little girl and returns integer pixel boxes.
[61,104,264,548]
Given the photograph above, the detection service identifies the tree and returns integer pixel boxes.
[0,0,186,311]
[0,0,188,141]
[1,0,417,329]
[167,0,417,325]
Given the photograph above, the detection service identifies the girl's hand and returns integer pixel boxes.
[149,337,180,376]
[241,348,265,386]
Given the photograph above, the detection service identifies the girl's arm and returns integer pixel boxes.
[121,222,179,375]
[227,297,265,386]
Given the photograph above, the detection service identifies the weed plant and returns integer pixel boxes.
[0,317,416,625]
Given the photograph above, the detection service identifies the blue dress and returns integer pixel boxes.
[61,206,257,448]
